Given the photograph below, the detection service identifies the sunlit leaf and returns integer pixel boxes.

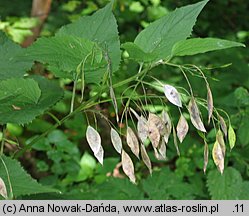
[110,128,122,154]
[110,87,119,123]
[163,84,182,107]
[161,110,172,143]
[0,177,7,199]
[86,126,101,154]
[126,127,140,159]
[207,84,213,124]
[219,116,227,138]
[173,126,180,156]
[140,144,152,174]
[188,97,206,132]
[203,140,209,173]
[121,150,136,184]
[228,125,236,150]
[137,116,149,143]
[94,145,104,165]
[176,114,189,143]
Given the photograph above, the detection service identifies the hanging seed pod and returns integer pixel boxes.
[228,124,236,150]
[110,128,122,154]
[188,97,206,132]
[122,150,136,184]
[154,147,165,161]
[203,140,209,173]
[161,110,172,143]
[94,145,104,165]
[219,116,227,138]
[86,126,101,154]
[148,113,166,136]
[126,127,140,159]
[0,177,7,199]
[207,84,213,124]
[176,114,189,143]
[212,140,224,174]
[140,144,152,174]
[216,129,226,157]
[173,126,180,156]
[148,118,160,148]
[110,87,119,123]
[163,84,182,107]
[137,116,149,143]
[158,139,167,160]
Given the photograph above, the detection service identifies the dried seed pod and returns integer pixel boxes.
[207,84,213,124]
[216,129,226,157]
[86,126,101,154]
[137,116,149,143]
[94,145,104,165]
[219,116,227,138]
[163,84,182,107]
[228,125,236,150]
[203,140,209,173]
[140,144,152,174]
[122,150,136,184]
[212,140,224,174]
[110,128,122,154]
[188,97,206,132]
[0,177,7,199]
[126,127,140,159]
[161,110,172,143]
[148,118,160,148]
[110,87,119,123]
[173,126,180,156]
[148,113,166,136]
[176,114,189,143]
[158,139,167,160]
[154,147,165,161]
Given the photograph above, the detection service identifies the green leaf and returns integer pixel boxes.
[228,125,236,150]
[0,155,58,199]
[0,76,63,124]
[57,1,121,73]
[239,181,249,199]
[207,167,242,199]
[24,35,107,83]
[0,31,33,80]
[125,0,209,62]
[172,38,245,57]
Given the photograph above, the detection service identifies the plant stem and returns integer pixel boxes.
[70,78,77,113]
[0,125,6,155]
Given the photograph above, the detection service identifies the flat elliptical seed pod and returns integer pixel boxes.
[148,113,167,136]
[147,115,160,148]
[176,114,189,143]
[207,84,213,124]
[122,150,136,184]
[110,128,122,154]
[86,126,101,154]
[219,116,227,138]
[163,84,182,107]
[228,125,236,150]
[126,127,140,159]
[188,97,206,132]
[94,145,104,165]
[158,138,167,160]
[161,110,172,143]
[203,140,209,173]
[137,116,149,143]
[140,144,152,174]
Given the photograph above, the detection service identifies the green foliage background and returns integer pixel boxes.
[0,0,248,200]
